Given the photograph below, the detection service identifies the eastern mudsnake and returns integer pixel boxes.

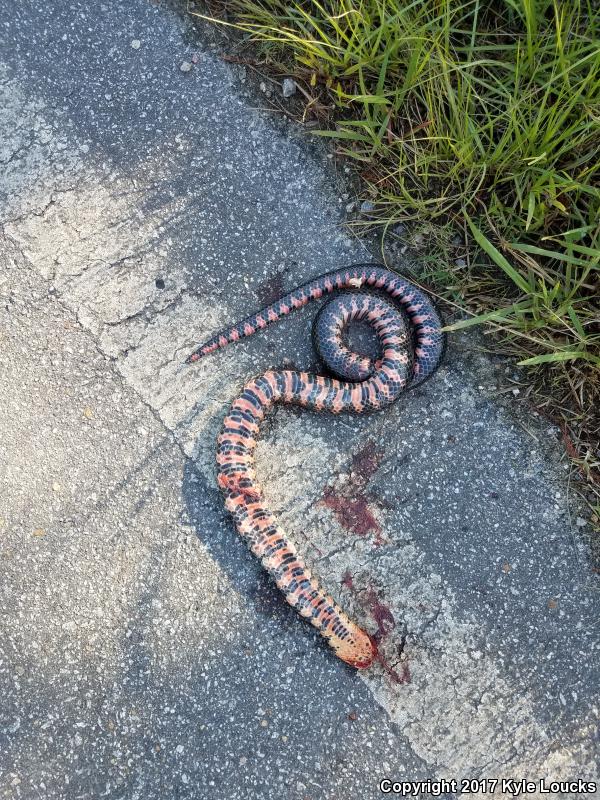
[187,265,444,668]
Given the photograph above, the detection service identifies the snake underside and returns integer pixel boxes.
[187,265,444,669]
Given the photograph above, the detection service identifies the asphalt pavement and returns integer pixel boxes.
[1,2,599,798]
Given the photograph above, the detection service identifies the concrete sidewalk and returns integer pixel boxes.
[1,1,598,798]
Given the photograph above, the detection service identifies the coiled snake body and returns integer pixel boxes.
[187,265,444,669]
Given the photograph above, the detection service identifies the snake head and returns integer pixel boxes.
[333,630,378,670]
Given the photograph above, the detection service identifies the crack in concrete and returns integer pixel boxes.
[0,138,36,166]
[1,184,80,227]
[5,234,190,465]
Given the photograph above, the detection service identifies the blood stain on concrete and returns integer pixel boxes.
[376,656,411,685]
[321,486,381,538]
[319,440,388,542]
[351,440,385,482]
[341,570,354,590]
[366,588,395,641]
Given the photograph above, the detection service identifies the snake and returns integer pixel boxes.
[186,264,444,669]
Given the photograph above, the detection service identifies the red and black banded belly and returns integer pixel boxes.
[187,266,444,669]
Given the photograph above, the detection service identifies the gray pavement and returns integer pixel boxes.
[0,1,599,798]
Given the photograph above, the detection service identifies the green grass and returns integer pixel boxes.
[194,0,600,516]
